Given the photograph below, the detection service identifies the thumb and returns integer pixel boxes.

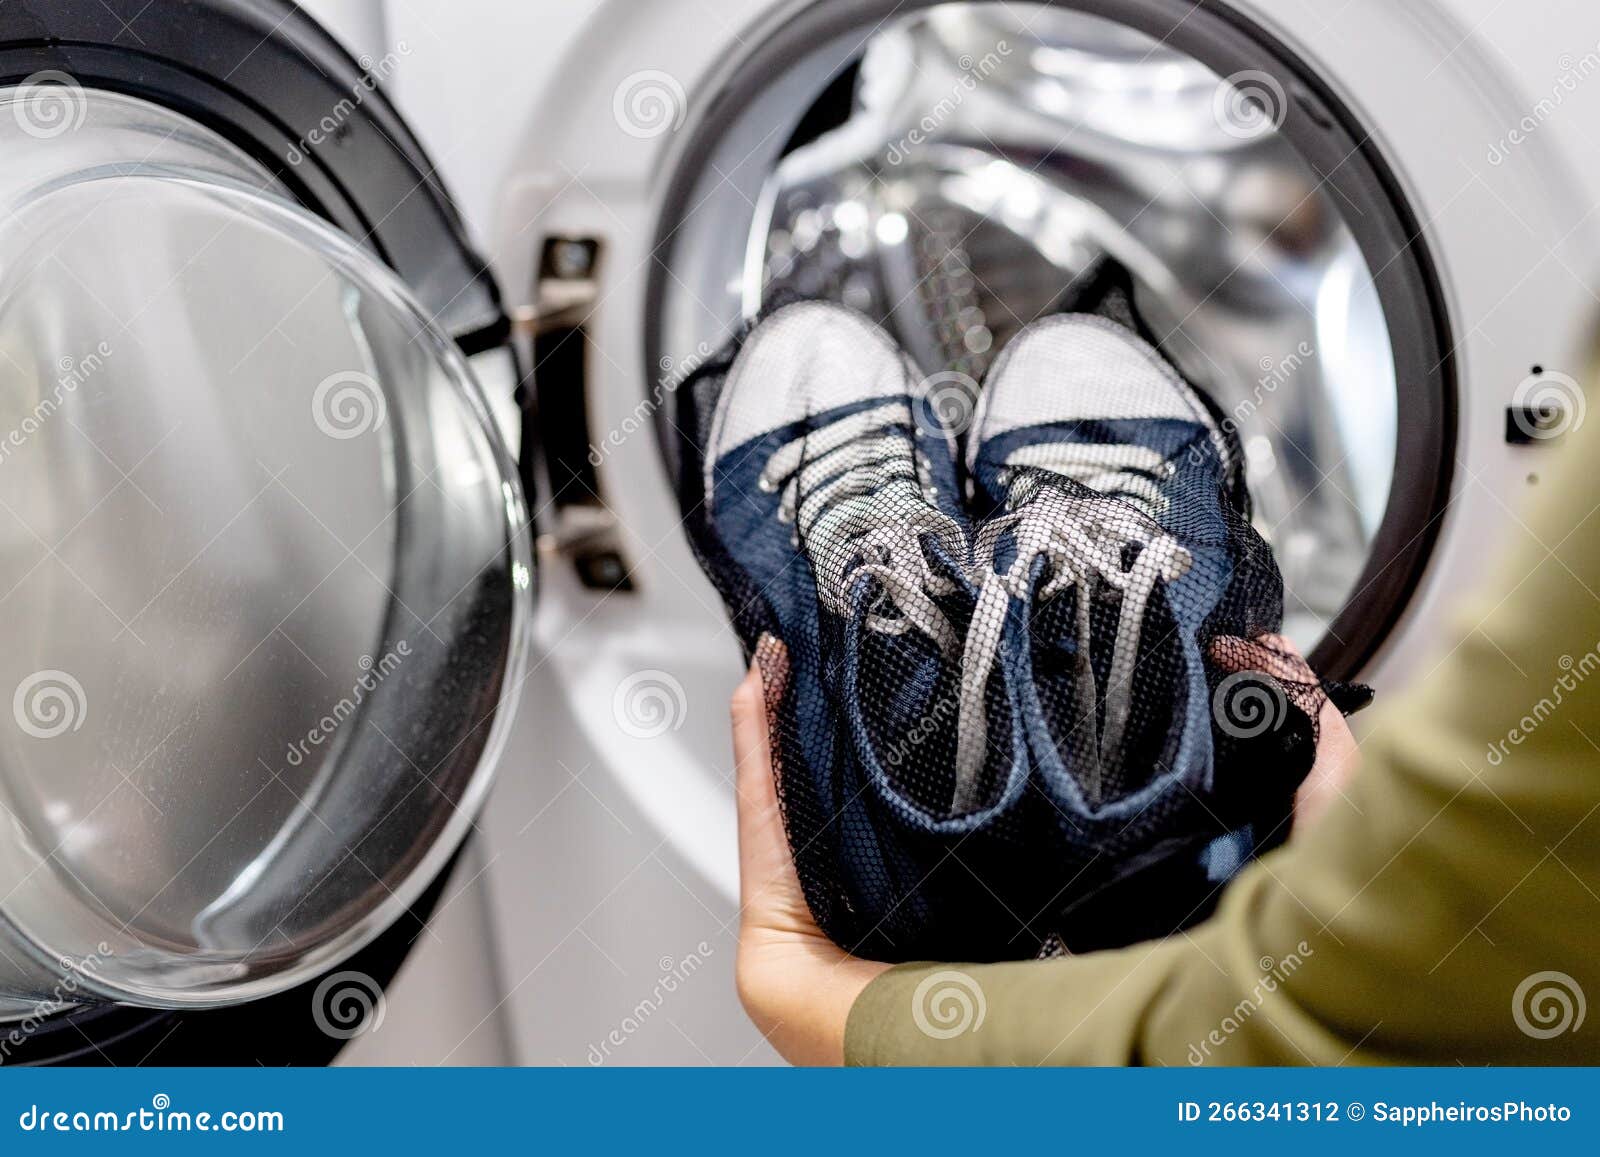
[731,636,805,926]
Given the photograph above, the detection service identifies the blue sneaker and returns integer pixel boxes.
[966,305,1300,948]
[675,291,1315,959]
[679,301,1031,957]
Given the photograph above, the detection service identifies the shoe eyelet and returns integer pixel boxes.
[757,476,777,494]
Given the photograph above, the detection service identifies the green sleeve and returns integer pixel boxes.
[847,413,1600,1067]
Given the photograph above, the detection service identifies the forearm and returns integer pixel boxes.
[844,861,1337,1066]
[846,660,1600,1066]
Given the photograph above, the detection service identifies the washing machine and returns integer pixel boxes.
[456,0,1598,1064]
[2,0,1596,1068]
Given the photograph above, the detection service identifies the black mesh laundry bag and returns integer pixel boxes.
[673,264,1367,962]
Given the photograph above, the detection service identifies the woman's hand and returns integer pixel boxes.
[1208,634,1363,830]
[731,636,888,1065]
[731,632,1360,1063]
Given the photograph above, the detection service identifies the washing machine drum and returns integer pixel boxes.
[0,4,528,1050]
[652,0,1453,679]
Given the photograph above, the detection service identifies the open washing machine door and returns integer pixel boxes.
[0,1,531,1063]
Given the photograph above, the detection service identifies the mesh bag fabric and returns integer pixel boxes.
[673,267,1366,962]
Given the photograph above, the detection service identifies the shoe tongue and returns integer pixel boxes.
[1050,258,1151,339]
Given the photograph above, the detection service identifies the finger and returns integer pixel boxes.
[731,659,776,873]
[754,632,792,718]
[1295,694,1362,828]
[730,661,770,792]
[732,636,799,916]
[1209,633,1316,684]
[1208,634,1363,830]
[731,636,788,814]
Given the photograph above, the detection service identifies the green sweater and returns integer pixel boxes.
[846,410,1600,1066]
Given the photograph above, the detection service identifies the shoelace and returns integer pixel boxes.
[760,401,993,786]
[952,443,1193,812]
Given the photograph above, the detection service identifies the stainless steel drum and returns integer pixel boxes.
[656,2,1410,657]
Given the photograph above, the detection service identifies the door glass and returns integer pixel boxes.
[0,88,529,1007]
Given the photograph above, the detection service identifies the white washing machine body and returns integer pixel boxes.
[405,0,1600,1065]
